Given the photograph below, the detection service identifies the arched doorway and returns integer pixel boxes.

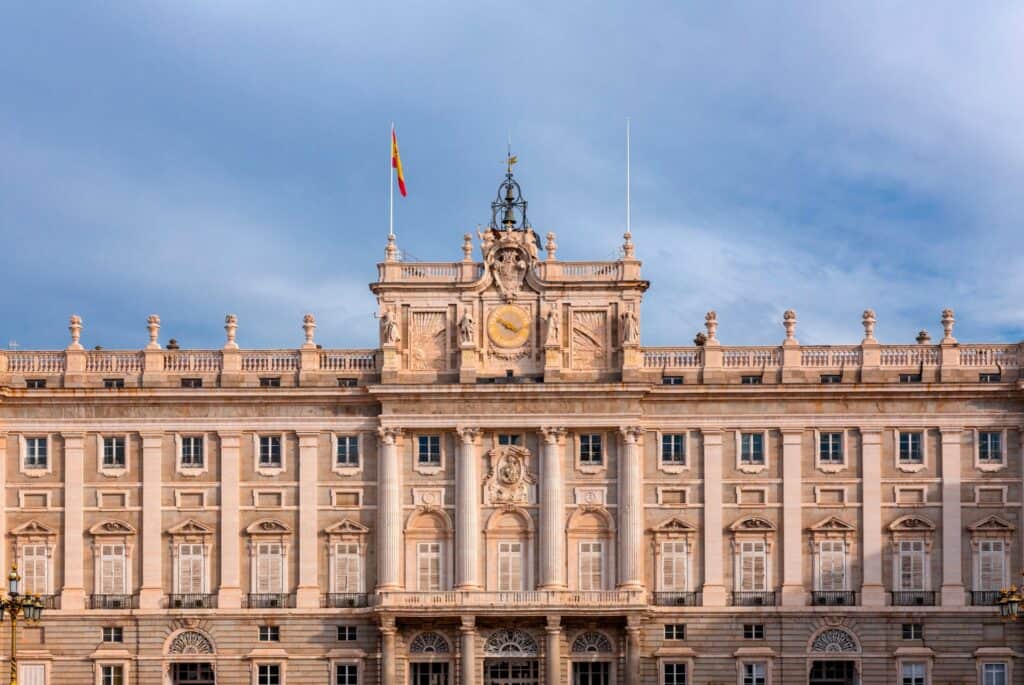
[165,630,216,685]
[483,629,540,685]
[408,631,452,685]
[808,628,859,685]
[570,631,616,685]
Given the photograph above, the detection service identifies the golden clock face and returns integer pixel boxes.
[487,305,531,348]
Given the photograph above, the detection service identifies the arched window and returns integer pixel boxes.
[484,629,539,657]
[571,632,614,654]
[409,632,451,654]
[810,628,858,654]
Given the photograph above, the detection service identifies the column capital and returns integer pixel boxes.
[60,432,85,443]
[538,426,567,444]
[701,429,723,446]
[456,427,482,444]
[377,427,404,444]
[545,615,561,632]
[379,617,397,633]
[939,427,963,441]
[859,428,883,446]
[460,615,477,632]
[780,428,804,443]
[138,431,165,441]
[619,426,644,443]
[217,431,242,446]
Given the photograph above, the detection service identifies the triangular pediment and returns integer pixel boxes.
[246,518,291,535]
[889,515,935,532]
[729,516,776,532]
[324,519,369,535]
[968,515,1015,533]
[89,519,136,536]
[809,516,857,533]
[10,520,57,537]
[167,519,214,536]
[652,517,696,534]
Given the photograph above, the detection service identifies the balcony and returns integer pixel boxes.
[972,591,1002,606]
[89,594,138,610]
[811,591,857,606]
[732,591,777,607]
[891,591,936,606]
[651,592,701,607]
[38,595,60,610]
[244,593,295,609]
[378,590,646,609]
[321,593,371,608]
[167,593,217,609]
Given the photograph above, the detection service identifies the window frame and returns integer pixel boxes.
[496,540,525,592]
[175,433,208,476]
[738,660,770,685]
[414,434,444,475]
[895,429,927,473]
[974,429,1008,472]
[814,429,848,473]
[332,433,362,475]
[658,431,689,473]
[20,435,53,477]
[331,542,363,594]
[251,540,287,595]
[331,660,361,685]
[416,541,443,592]
[895,539,928,592]
[736,431,769,473]
[659,540,690,593]
[578,540,606,591]
[97,434,129,476]
[663,624,686,641]
[897,659,928,685]
[102,626,124,643]
[253,433,286,476]
[253,662,285,685]
[659,660,691,685]
[96,663,129,685]
[258,625,281,642]
[576,433,606,473]
[901,623,923,640]
[980,661,1010,685]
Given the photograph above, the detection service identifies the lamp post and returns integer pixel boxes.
[1,566,44,685]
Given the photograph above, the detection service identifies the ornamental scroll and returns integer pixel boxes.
[483,446,536,505]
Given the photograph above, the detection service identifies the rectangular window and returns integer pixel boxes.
[983,663,1007,685]
[741,375,762,385]
[579,434,603,465]
[181,377,203,388]
[336,436,359,467]
[739,541,767,591]
[900,662,926,685]
[257,664,281,685]
[743,624,765,640]
[258,626,280,642]
[177,543,205,594]
[979,540,1006,591]
[24,437,47,469]
[661,541,688,591]
[181,436,204,468]
[978,431,1003,463]
[99,544,126,595]
[21,544,48,595]
[899,373,922,384]
[259,436,282,468]
[336,663,358,685]
[663,662,687,685]
[820,374,842,384]
[417,436,441,466]
[817,540,846,591]
[497,541,524,592]
[743,662,767,685]
[979,373,1001,383]
[103,378,125,389]
[417,542,442,591]
[899,432,924,464]
[337,377,358,388]
[898,540,925,591]
[497,434,522,446]
[662,376,684,385]
[337,625,357,641]
[663,624,686,640]
[901,623,923,640]
[101,665,124,685]
[740,433,764,465]
[26,378,46,389]
[259,377,281,388]
[102,626,124,643]
[579,541,604,590]
[102,437,126,468]
[819,432,844,464]
[255,543,284,594]
[334,543,361,593]
[661,434,686,465]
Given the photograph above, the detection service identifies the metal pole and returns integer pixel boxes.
[389,122,395,238]
[9,610,16,685]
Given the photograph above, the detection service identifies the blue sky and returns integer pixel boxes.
[1,2,1022,350]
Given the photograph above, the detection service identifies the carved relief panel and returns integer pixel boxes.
[483,446,536,505]
[571,310,608,369]
[409,310,448,371]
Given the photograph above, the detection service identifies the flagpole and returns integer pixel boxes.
[389,122,395,237]
[626,117,631,235]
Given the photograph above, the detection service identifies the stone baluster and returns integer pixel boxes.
[461,616,477,685]
[860,430,885,606]
[139,432,164,609]
[377,427,403,591]
[940,429,965,605]
[545,616,561,685]
[455,428,482,590]
[538,427,567,589]
[618,427,645,590]
[296,432,320,608]
[701,430,727,606]
[61,432,86,610]
[780,429,804,605]
[218,432,242,608]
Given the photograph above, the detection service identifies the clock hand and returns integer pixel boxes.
[498,317,520,332]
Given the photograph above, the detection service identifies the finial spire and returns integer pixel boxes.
[490,147,528,232]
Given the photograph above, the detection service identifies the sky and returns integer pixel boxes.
[1,2,1022,351]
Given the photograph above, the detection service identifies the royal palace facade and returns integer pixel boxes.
[1,175,1024,685]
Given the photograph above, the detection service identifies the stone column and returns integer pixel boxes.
[538,427,567,589]
[380,618,397,685]
[624,617,642,685]
[701,430,727,606]
[377,427,403,591]
[940,429,965,606]
[461,616,477,685]
[860,429,885,606]
[780,430,805,606]
[218,432,242,608]
[61,432,86,610]
[296,432,320,608]
[455,428,482,590]
[545,616,561,685]
[139,432,164,609]
[618,427,645,590]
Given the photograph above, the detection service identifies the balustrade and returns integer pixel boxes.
[85,351,143,373]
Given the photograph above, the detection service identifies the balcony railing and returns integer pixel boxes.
[811,591,857,606]
[971,590,1002,606]
[891,591,936,606]
[244,593,295,609]
[89,594,138,610]
[321,593,371,608]
[38,595,60,610]
[732,591,777,607]
[651,592,701,607]
[379,590,645,608]
[167,593,217,609]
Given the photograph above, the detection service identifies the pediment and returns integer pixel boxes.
[89,519,136,536]
[888,515,935,532]
[729,516,776,532]
[968,515,1016,533]
[246,518,291,535]
[324,519,370,536]
[809,516,857,533]
[10,520,57,537]
[167,519,214,536]
[651,517,696,534]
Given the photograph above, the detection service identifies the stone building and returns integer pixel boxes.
[0,170,1022,685]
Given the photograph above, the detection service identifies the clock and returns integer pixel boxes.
[487,305,531,348]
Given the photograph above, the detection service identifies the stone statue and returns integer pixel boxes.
[545,308,560,346]
[380,309,400,345]
[459,308,475,345]
[621,310,639,345]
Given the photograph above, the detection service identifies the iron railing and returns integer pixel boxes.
[811,591,856,606]
[321,593,371,608]
[89,594,138,609]
[891,591,936,606]
[167,593,217,609]
[651,592,701,606]
[732,591,776,607]
[244,593,295,609]
[971,590,1001,606]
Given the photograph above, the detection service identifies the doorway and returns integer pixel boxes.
[484,659,540,685]
[572,662,610,685]
[810,661,855,685]
[411,662,450,685]
[172,663,216,684]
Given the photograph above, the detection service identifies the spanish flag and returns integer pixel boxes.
[391,127,407,197]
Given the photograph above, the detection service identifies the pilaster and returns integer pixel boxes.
[377,427,404,591]
[780,429,805,605]
[217,432,242,608]
[545,616,561,685]
[296,431,320,608]
[61,432,85,610]
[618,427,645,590]
[860,429,885,606]
[701,430,727,606]
[455,428,482,590]
[461,616,477,685]
[538,427,567,590]
[138,432,164,609]
[940,428,965,606]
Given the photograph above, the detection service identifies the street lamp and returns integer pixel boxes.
[0,565,44,685]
